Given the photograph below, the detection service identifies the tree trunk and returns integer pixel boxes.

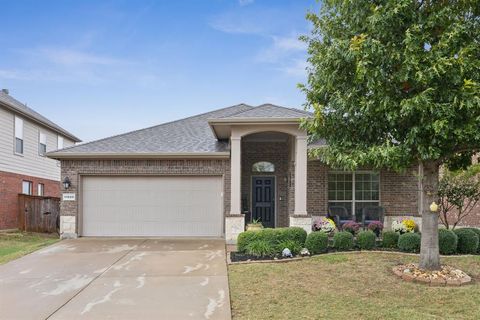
[419,161,441,270]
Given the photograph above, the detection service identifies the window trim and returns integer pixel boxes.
[37,183,45,196]
[14,116,24,156]
[22,180,33,195]
[327,170,381,219]
[39,132,47,157]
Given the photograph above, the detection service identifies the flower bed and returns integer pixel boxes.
[392,263,472,286]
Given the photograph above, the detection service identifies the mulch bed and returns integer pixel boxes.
[392,263,472,286]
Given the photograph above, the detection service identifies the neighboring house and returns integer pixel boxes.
[48,103,421,242]
[0,89,81,229]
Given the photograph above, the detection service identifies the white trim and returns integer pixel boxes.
[47,152,230,160]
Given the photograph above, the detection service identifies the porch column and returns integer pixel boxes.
[230,136,242,215]
[294,136,308,215]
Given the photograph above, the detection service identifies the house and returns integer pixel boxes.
[0,89,81,229]
[48,103,421,242]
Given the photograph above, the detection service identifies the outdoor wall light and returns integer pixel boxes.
[63,177,71,190]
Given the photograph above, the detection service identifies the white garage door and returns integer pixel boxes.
[81,176,223,237]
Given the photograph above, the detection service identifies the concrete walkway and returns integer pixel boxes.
[0,238,231,319]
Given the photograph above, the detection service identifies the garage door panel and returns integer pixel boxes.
[82,176,223,237]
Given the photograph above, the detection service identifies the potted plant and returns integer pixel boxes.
[391,218,416,234]
[246,218,263,231]
[312,217,336,235]
[342,221,361,235]
[367,221,384,237]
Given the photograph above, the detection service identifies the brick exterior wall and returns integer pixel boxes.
[306,161,420,218]
[59,159,231,230]
[0,170,60,229]
[241,141,291,227]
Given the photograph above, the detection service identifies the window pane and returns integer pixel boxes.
[22,181,32,195]
[15,117,23,139]
[355,202,380,222]
[15,138,23,154]
[252,161,274,172]
[37,184,44,196]
[39,143,46,156]
[329,202,353,217]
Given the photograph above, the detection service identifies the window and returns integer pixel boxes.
[14,116,23,154]
[39,132,47,156]
[252,161,275,173]
[328,172,380,220]
[22,181,33,195]
[37,183,44,196]
[57,135,64,150]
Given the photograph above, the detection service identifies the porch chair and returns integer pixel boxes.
[361,206,385,229]
[327,206,351,231]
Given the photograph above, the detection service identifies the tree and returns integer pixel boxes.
[438,165,480,229]
[301,0,480,270]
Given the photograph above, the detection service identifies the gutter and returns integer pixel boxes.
[46,152,230,160]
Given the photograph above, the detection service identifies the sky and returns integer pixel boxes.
[0,0,319,142]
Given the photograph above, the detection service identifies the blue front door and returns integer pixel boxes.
[252,177,275,228]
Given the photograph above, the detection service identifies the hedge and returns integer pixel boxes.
[357,230,376,250]
[454,228,479,254]
[438,229,458,255]
[333,231,354,251]
[305,231,329,254]
[382,231,399,249]
[398,233,421,253]
[237,227,307,254]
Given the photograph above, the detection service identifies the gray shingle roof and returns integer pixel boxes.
[49,103,253,155]
[0,91,81,142]
[217,103,311,119]
[48,103,317,157]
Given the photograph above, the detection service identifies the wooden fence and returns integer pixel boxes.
[18,194,60,233]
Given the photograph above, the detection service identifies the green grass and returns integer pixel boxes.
[228,252,480,320]
[0,232,59,264]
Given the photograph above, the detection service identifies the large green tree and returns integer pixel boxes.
[301,0,480,270]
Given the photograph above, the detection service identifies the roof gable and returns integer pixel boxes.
[0,91,81,142]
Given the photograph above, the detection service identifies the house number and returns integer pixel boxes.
[62,193,76,201]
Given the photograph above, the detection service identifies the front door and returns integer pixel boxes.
[252,177,275,228]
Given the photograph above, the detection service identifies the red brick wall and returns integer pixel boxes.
[0,171,60,229]
[306,161,420,217]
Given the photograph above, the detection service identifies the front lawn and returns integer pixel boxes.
[0,232,59,264]
[228,252,480,319]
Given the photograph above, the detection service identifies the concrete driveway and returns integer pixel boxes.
[0,238,230,320]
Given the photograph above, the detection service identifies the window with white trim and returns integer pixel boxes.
[14,116,24,154]
[22,181,32,195]
[38,183,44,196]
[39,132,47,156]
[57,135,64,150]
[328,172,380,220]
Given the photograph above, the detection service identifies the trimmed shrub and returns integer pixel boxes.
[438,229,458,255]
[305,231,329,254]
[236,227,307,255]
[382,231,399,249]
[398,233,421,253]
[465,228,480,253]
[357,230,376,250]
[245,239,276,257]
[333,231,354,251]
[454,228,479,254]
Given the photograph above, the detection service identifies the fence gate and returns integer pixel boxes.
[18,194,60,233]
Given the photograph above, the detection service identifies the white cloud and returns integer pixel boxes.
[37,48,125,66]
[256,34,306,62]
[278,59,308,77]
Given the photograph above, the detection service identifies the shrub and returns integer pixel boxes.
[438,229,458,255]
[454,228,479,254]
[467,228,480,253]
[382,231,399,249]
[342,221,361,234]
[357,230,376,250]
[236,227,307,255]
[333,231,354,251]
[245,239,276,257]
[277,239,302,255]
[398,233,421,253]
[305,231,329,254]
